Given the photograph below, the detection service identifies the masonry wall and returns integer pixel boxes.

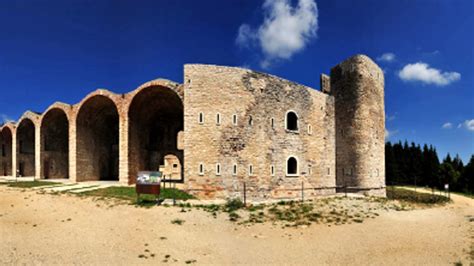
[331,55,386,196]
[183,65,335,200]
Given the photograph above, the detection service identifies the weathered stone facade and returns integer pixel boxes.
[0,54,386,199]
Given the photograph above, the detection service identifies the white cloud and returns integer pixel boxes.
[462,119,474,131]
[398,62,461,86]
[0,114,13,124]
[377,53,395,62]
[386,113,396,121]
[236,0,319,68]
[385,128,399,140]
[442,122,453,129]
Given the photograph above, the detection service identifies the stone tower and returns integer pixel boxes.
[330,55,386,196]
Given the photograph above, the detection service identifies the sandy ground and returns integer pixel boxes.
[0,186,472,265]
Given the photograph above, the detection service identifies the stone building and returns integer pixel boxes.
[0,54,386,199]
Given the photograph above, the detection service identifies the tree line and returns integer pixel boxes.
[385,141,473,194]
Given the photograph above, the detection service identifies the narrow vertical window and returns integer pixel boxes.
[232,164,237,176]
[327,167,330,175]
[248,164,253,176]
[307,124,312,135]
[216,113,221,125]
[271,165,275,176]
[216,163,221,175]
[232,114,237,125]
[308,164,312,175]
[248,116,253,126]
[271,118,275,129]
[198,112,204,124]
[199,163,204,175]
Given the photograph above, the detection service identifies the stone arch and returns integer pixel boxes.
[0,125,13,176]
[40,104,70,179]
[76,92,120,181]
[16,112,40,177]
[127,82,184,183]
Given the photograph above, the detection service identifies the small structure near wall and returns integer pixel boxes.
[159,154,182,181]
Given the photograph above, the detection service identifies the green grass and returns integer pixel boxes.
[7,180,61,188]
[79,186,195,207]
[387,187,450,205]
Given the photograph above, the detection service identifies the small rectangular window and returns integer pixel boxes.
[248,164,253,176]
[308,124,312,135]
[216,163,221,175]
[248,116,253,126]
[308,164,312,175]
[173,164,178,168]
[232,114,237,125]
[271,165,275,176]
[232,164,237,176]
[216,113,221,125]
[199,163,204,175]
[271,118,274,128]
[199,113,204,124]
[327,167,330,175]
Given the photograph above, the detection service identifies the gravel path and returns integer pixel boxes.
[0,186,472,265]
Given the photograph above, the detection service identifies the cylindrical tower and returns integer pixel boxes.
[330,55,385,196]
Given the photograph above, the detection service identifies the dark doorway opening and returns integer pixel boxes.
[76,95,119,181]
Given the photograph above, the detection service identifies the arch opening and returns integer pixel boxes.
[286,111,298,131]
[129,86,184,183]
[17,119,35,177]
[0,127,13,176]
[286,157,298,176]
[41,108,69,179]
[76,95,119,181]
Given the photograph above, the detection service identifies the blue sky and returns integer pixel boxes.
[0,0,473,162]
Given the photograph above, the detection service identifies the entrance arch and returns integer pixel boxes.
[16,119,36,177]
[128,86,184,183]
[76,95,119,181]
[0,126,13,176]
[40,108,69,179]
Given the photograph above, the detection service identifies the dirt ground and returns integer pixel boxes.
[0,186,472,265]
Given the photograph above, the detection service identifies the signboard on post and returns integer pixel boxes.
[136,171,162,203]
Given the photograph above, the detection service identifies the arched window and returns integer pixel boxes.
[285,111,298,131]
[286,156,298,176]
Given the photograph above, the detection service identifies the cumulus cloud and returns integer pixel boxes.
[442,122,453,129]
[236,0,319,68]
[462,119,474,131]
[398,62,461,86]
[377,53,395,62]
